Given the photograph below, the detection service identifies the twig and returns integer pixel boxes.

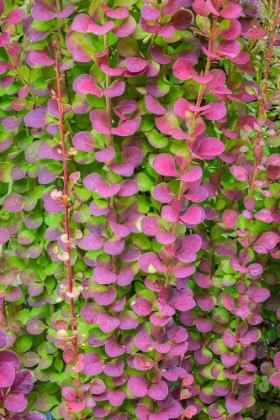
[53,41,78,363]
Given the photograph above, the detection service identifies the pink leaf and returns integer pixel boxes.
[75,78,103,98]
[5,8,25,24]
[111,120,137,136]
[203,102,227,121]
[88,21,114,35]
[230,165,248,181]
[146,95,166,115]
[180,205,205,225]
[90,110,111,134]
[104,80,125,97]
[153,154,178,176]
[141,5,161,19]
[220,2,243,19]
[192,136,225,160]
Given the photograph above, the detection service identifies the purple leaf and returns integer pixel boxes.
[138,252,167,273]
[184,186,208,203]
[28,50,55,66]
[0,227,9,245]
[53,5,74,18]
[4,195,24,213]
[71,13,92,32]
[93,267,117,285]
[103,359,124,377]
[230,165,248,181]
[0,32,10,47]
[126,56,147,73]
[24,108,48,128]
[25,413,46,420]
[31,3,52,20]
[269,372,280,387]
[112,15,137,37]
[107,389,126,407]
[11,370,34,394]
[95,146,115,162]
[98,313,120,333]
[105,338,125,357]
[82,353,104,375]
[128,376,148,397]
[191,135,225,160]
[72,132,97,152]
[180,205,205,226]
[5,8,25,24]
[0,361,15,387]
[141,5,161,19]
[0,330,8,349]
[218,40,241,58]
[226,399,244,414]
[274,352,280,371]
[148,381,168,400]
[90,110,111,135]
[131,298,153,316]
[82,233,104,251]
[4,393,28,413]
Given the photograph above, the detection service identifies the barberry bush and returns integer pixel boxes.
[0,0,279,419]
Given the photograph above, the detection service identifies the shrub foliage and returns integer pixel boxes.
[0,0,279,419]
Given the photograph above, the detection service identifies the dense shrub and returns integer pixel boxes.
[0,0,279,419]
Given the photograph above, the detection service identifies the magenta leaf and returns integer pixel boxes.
[75,77,103,98]
[11,370,34,394]
[104,80,125,97]
[0,361,15,387]
[180,205,205,226]
[98,312,120,332]
[88,20,114,35]
[111,120,138,137]
[128,376,148,397]
[191,136,225,160]
[153,154,178,176]
[4,393,28,413]
[148,381,168,401]
[71,13,92,32]
[90,110,111,134]
[82,353,104,375]
[5,8,25,24]
[126,56,147,72]
[142,5,161,19]
[93,266,117,285]
[146,95,166,115]
[203,102,227,121]
[28,50,55,66]
[220,2,243,19]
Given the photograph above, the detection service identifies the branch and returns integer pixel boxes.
[53,41,79,363]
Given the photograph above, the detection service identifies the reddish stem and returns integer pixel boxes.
[53,41,78,363]
[249,131,262,195]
